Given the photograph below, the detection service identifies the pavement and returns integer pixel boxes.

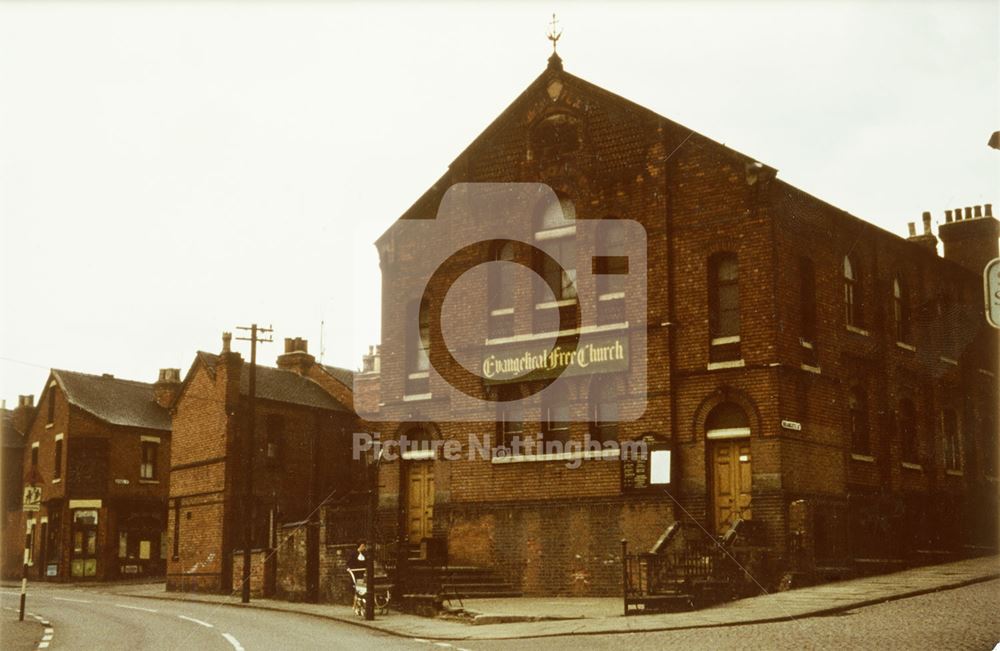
[83,554,1000,641]
[5,556,1000,641]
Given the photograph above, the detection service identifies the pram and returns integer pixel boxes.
[347,565,393,616]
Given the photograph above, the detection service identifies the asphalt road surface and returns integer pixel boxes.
[2,579,998,650]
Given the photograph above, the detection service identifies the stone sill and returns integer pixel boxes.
[851,453,876,463]
[139,479,160,484]
[846,325,870,337]
[901,462,923,471]
[402,393,433,402]
[895,341,916,352]
[800,364,821,374]
[707,359,745,371]
[940,356,959,366]
[946,469,964,477]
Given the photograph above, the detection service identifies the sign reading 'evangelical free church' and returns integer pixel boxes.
[482,333,629,383]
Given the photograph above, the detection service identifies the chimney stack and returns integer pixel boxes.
[276,337,315,376]
[945,210,953,223]
[362,345,382,375]
[938,202,1000,274]
[12,394,37,434]
[907,222,916,237]
[907,211,939,252]
[222,331,232,353]
[154,368,182,408]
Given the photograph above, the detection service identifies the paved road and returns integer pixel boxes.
[2,579,998,650]
[0,584,437,651]
[471,578,1000,651]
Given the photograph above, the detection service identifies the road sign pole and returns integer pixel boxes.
[19,525,29,620]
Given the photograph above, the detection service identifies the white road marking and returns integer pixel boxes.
[434,645,453,648]
[114,603,158,613]
[42,635,53,641]
[44,628,53,634]
[38,643,49,649]
[222,632,244,651]
[178,614,214,628]
[54,596,93,603]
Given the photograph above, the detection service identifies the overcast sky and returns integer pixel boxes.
[1,1,997,405]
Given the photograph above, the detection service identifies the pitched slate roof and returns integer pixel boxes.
[321,365,355,389]
[197,353,348,412]
[52,369,171,431]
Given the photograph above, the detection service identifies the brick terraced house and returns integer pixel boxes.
[365,53,999,597]
[166,334,363,598]
[8,369,176,582]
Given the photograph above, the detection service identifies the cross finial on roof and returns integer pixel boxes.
[546,13,562,54]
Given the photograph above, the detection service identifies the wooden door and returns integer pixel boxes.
[406,462,434,544]
[712,439,752,535]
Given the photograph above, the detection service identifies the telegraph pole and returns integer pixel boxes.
[235,323,272,604]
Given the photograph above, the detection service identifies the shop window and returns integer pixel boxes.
[140,441,158,480]
[849,386,870,455]
[709,252,740,361]
[844,255,863,329]
[893,276,912,344]
[589,378,620,443]
[899,398,918,463]
[942,408,961,471]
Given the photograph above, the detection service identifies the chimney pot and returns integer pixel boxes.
[974,205,982,218]
[964,206,973,220]
[18,395,34,409]
[986,204,993,217]
[907,222,916,237]
[222,332,232,353]
[296,338,308,353]
[945,210,953,223]
[284,337,295,354]
[102,373,114,379]
[954,208,963,221]
[921,211,932,234]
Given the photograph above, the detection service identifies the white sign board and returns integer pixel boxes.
[22,485,41,512]
[986,258,1000,329]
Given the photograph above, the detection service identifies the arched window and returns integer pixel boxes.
[541,383,571,444]
[849,386,869,454]
[406,298,430,395]
[899,398,918,463]
[489,241,516,338]
[844,255,862,328]
[705,402,750,439]
[535,196,576,303]
[530,113,581,160]
[596,219,627,324]
[893,276,911,344]
[589,378,620,443]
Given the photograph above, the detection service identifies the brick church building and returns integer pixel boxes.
[365,52,999,596]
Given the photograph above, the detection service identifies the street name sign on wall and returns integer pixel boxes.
[986,258,1000,329]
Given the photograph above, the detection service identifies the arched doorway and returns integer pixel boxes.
[706,402,752,534]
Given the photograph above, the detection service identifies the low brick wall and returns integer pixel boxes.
[229,549,273,598]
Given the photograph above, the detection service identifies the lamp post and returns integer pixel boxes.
[364,448,383,621]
